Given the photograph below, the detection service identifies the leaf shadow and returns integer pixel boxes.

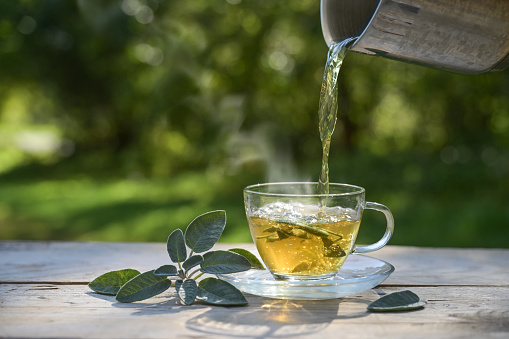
[87,286,378,335]
[109,292,195,315]
[186,293,373,338]
[114,298,190,316]
[85,291,116,301]
[87,290,194,315]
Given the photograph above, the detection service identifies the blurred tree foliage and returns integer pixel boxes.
[1,1,509,247]
[1,0,508,178]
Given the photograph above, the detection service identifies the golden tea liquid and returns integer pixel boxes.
[248,202,361,280]
[318,37,356,196]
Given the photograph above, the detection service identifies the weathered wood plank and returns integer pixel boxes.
[1,284,508,339]
[375,246,509,286]
[1,241,509,286]
[2,241,509,338]
[0,241,169,283]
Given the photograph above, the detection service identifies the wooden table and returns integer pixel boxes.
[1,241,508,338]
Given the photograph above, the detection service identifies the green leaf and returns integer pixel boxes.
[368,290,426,312]
[167,229,187,263]
[116,270,171,303]
[175,279,198,305]
[200,250,251,274]
[184,210,226,253]
[183,255,204,273]
[275,218,330,237]
[197,278,248,306]
[88,269,140,296]
[228,248,264,270]
[153,265,179,277]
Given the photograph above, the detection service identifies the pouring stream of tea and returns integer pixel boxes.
[318,37,357,198]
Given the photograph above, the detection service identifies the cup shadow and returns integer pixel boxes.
[87,287,378,336]
[186,293,373,338]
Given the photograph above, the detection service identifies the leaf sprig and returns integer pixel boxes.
[89,210,263,306]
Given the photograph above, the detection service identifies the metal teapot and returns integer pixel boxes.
[321,0,509,74]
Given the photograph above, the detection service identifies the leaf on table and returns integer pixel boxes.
[197,278,248,306]
[184,210,226,253]
[153,264,179,277]
[116,270,171,303]
[175,279,198,305]
[167,229,187,263]
[88,269,140,296]
[200,250,251,274]
[183,255,204,273]
[228,248,265,269]
[368,290,426,312]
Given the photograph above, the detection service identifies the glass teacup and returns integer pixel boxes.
[244,182,394,281]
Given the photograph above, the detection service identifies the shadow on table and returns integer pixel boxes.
[87,291,186,315]
[87,290,376,337]
[185,295,373,338]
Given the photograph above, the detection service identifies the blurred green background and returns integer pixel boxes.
[1,0,508,247]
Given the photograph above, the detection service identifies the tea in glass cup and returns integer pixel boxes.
[244,182,394,281]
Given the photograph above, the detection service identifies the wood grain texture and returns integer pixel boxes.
[1,241,509,338]
[0,241,169,283]
[1,284,508,338]
[2,241,508,286]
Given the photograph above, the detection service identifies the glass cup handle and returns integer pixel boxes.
[353,202,394,254]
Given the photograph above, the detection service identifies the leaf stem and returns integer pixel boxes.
[187,267,201,279]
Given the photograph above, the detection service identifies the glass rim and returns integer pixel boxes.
[243,182,365,197]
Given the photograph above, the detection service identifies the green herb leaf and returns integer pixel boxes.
[290,228,311,239]
[228,248,264,270]
[200,250,251,274]
[322,238,346,257]
[197,278,248,306]
[88,269,140,296]
[116,270,171,303]
[266,234,280,242]
[263,226,279,233]
[182,255,204,273]
[291,262,312,273]
[276,229,290,240]
[175,279,198,305]
[153,265,179,277]
[167,229,187,263]
[275,218,330,238]
[185,210,226,253]
[368,290,426,312]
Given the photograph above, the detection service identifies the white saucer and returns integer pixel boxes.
[216,255,394,300]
